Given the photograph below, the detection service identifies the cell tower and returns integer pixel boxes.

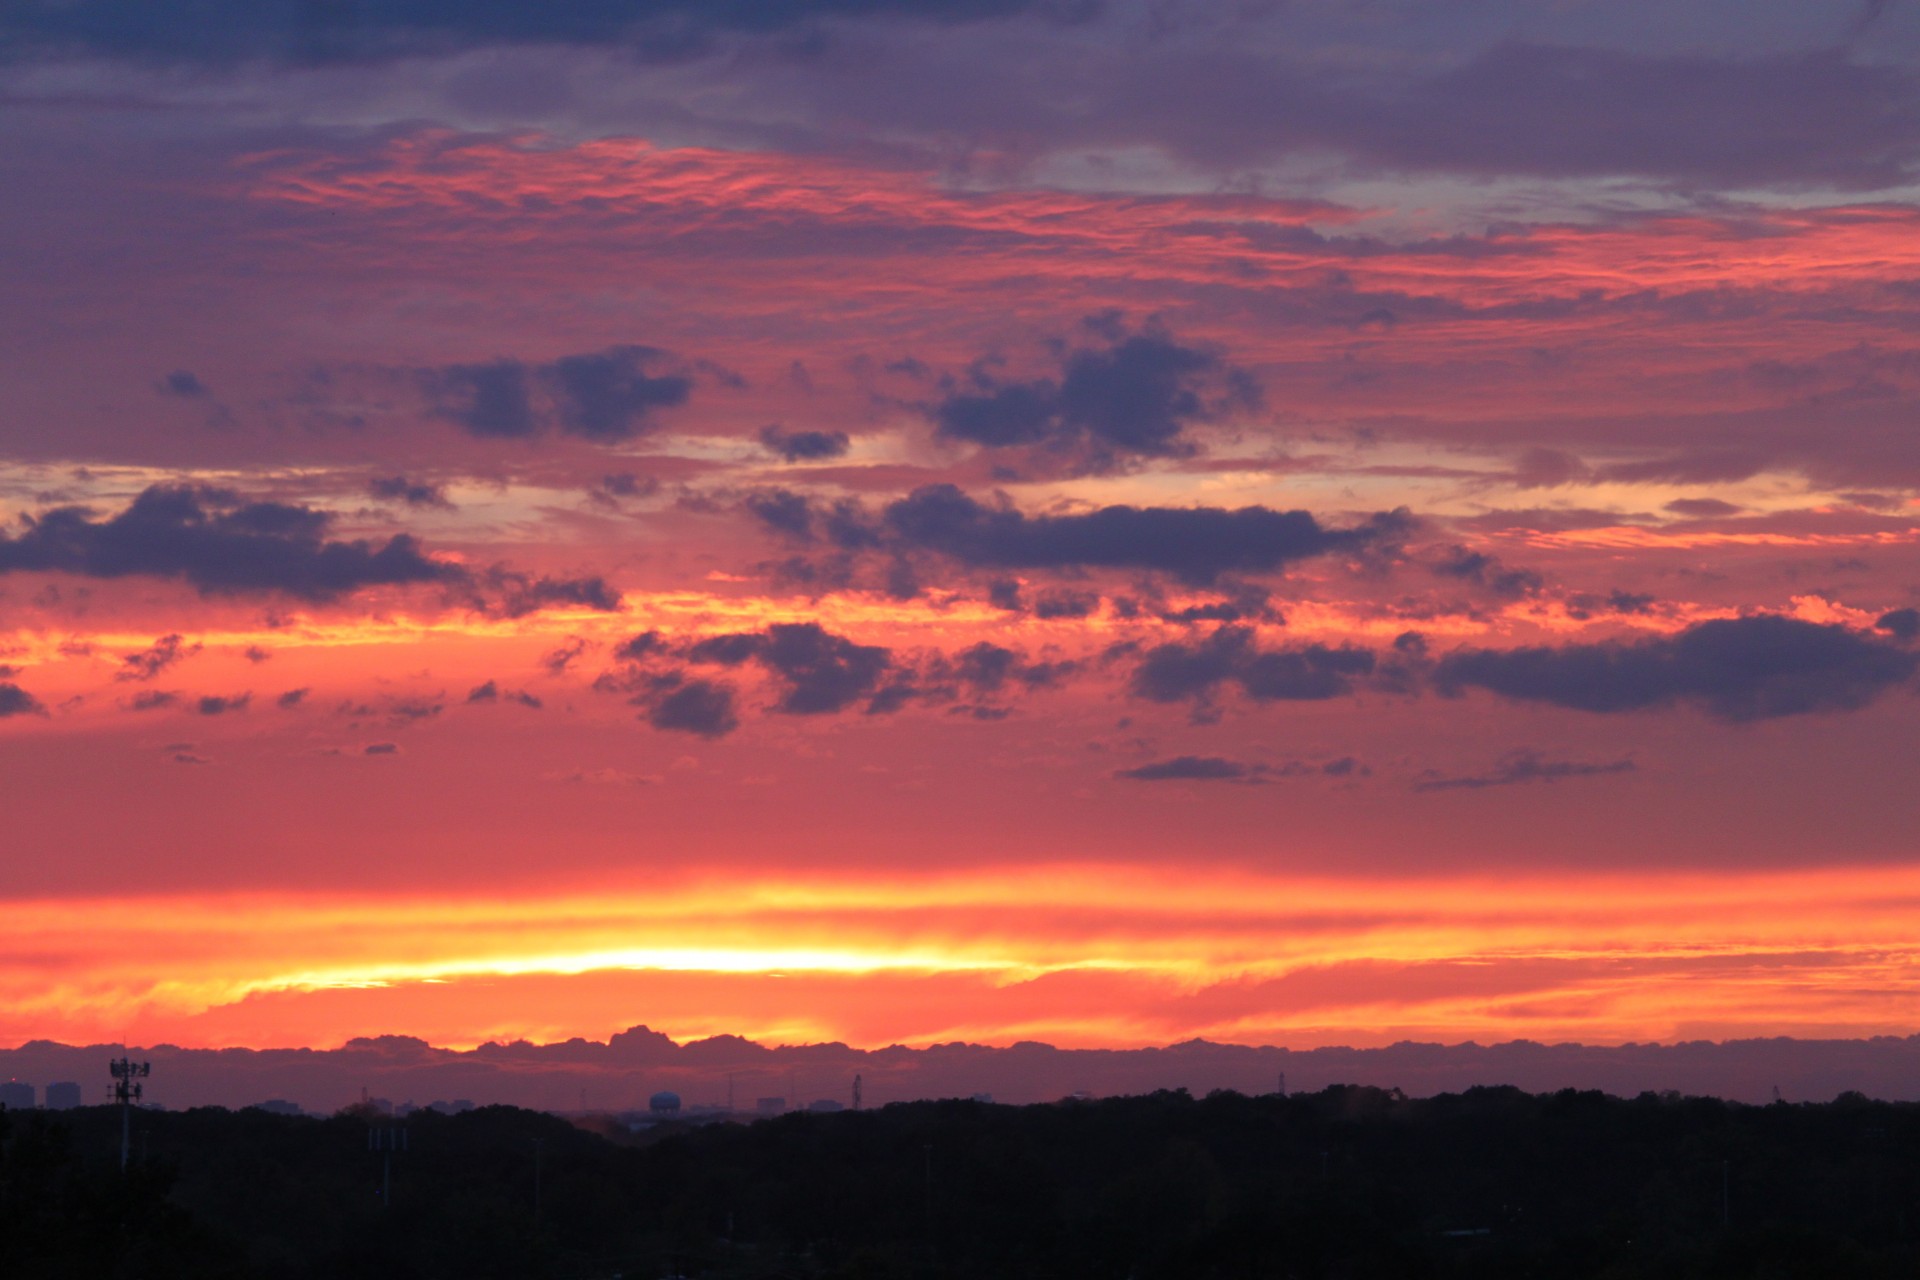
[853,1074,863,1111]
[109,1057,150,1172]
[369,1123,408,1208]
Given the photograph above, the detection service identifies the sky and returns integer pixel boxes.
[4,0,1920,1063]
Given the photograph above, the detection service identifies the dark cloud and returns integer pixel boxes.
[276,688,309,709]
[369,476,453,510]
[116,633,197,682]
[468,680,543,709]
[490,572,624,618]
[1390,43,1920,189]
[0,485,456,601]
[423,360,535,437]
[1434,615,1918,721]
[1129,626,1379,705]
[541,638,594,674]
[882,485,1406,586]
[1032,588,1100,619]
[0,0,1060,66]
[1876,608,1920,641]
[596,473,660,501]
[1430,546,1543,598]
[1115,755,1252,782]
[127,690,179,712]
[1563,590,1657,621]
[746,489,816,540]
[1116,753,1367,782]
[386,697,444,723]
[930,325,1253,468]
[1665,498,1745,518]
[687,622,891,714]
[614,631,666,662]
[195,693,251,716]
[364,742,399,756]
[646,678,739,738]
[0,683,46,718]
[932,641,1077,699]
[422,346,691,442]
[159,370,209,398]
[548,346,693,441]
[1112,40,1920,190]
[759,425,851,463]
[1415,749,1636,792]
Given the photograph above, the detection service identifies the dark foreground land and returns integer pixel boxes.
[6,1086,1920,1279]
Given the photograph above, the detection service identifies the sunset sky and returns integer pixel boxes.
[5,0,1920,1059]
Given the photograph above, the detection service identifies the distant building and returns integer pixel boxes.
[0,1081,33,1110]
[44,1082,82,1110]
[756,1096,786,1115]
[969,1093,994,1105]
[427,1099,474,1115]
[250,1099,305,1117]
[808,1098,844,1113]
[649,1091,682,1114]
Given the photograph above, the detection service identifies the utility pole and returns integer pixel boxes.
[369,1124,407,1208]
[533,1138,544,1227]
[853,1074,863,1111]
[108,1058,150,1173]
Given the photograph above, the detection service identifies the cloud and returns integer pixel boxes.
[195,693,251,716]
[1877,608,1920,641]
[1078,39,1920,190]
[0,0,1059,67]
[541,638,594,674]
[1116,754,1368,782]
[369,476,453,509]
[1129,626,1379,704]
[929,324,1254,468]
[1597,452,1770,485]
[0,485,457,601]
[468,680,543,708]
[646,678,739,737]
[1434,615,1918,721]
[1665,498,1744,518]
[881,485,1405,586]
[759,425,851,463]
[487,572,624,618]
[0,684,46,718]
[688,622,891,714]
[276,688,309,709]
[422,346,691,442]
[364,742,399,755]
[1115,755,1252,782]
[116,633,198,682]
[1415,750,1636,792]
[158,370,209,398]
[1429,546,1543,598]
[745,489,816,540]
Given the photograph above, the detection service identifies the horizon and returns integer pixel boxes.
[9,1023,1920,1114]
[6,2,1920,1075]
